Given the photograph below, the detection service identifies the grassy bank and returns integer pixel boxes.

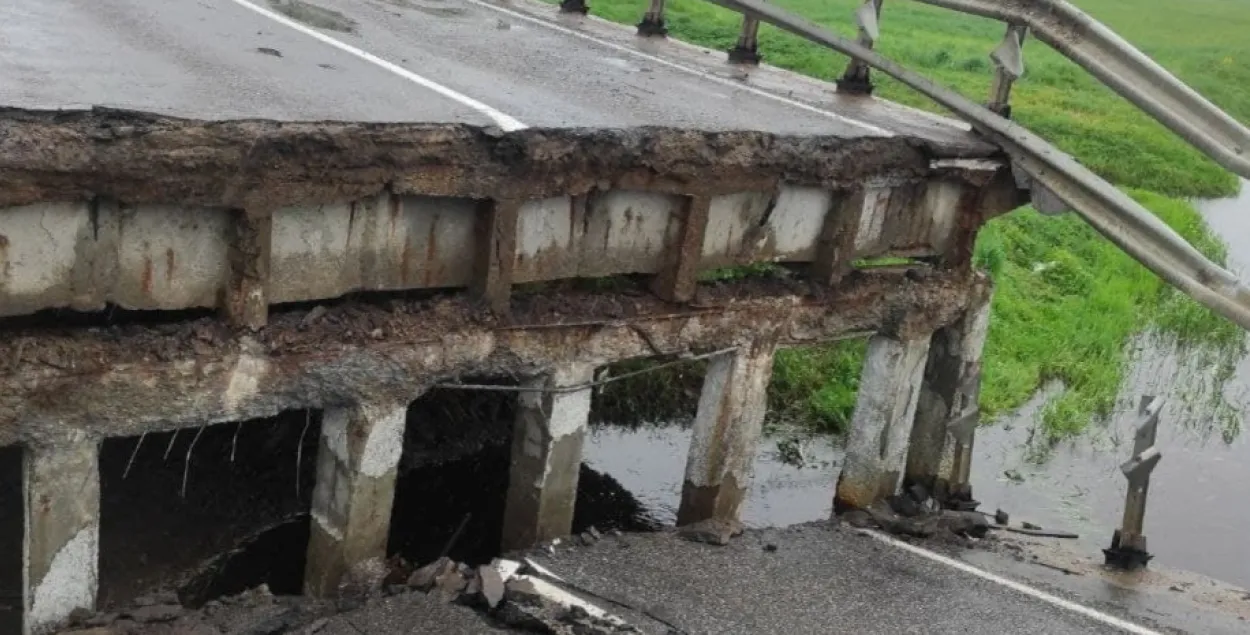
[568,0,1248,441]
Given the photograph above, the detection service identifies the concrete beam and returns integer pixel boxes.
[502,363,595,551]
[304,401,407,598]
[677,341,776,525]
[222,208,272,330]
[0,271,987,446]
[651,195,710,303]
[471,199,520,314]
[23,434,99,635]
[835,333,932,511]
[905,287,992,502]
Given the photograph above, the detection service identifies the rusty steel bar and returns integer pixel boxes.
[1104,396,1164,570]
[987,24,1027,118]
[638,0,668,36]
[838,0,883,95]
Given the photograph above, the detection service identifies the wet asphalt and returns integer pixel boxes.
[0,0,958,138]
[528,522,1245,635]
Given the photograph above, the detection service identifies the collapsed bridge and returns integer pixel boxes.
[0,106,1020,634]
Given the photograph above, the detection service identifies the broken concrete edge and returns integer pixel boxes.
[0,106,1014,210]
[0,270,990,446]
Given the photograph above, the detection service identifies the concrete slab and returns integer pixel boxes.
[521,522,1246,635]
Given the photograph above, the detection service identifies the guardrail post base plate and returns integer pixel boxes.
[727,45,761,65]
[1103,529,1153,570]
[637,17,668,36]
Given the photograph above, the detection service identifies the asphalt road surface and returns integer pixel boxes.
[527,523,1250,635]
[0,0,989,148]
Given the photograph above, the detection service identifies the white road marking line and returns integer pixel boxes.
[861,529,1164,635]
[462,0,893,137]
[224,0,528,131]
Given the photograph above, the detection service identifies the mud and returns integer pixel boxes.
[0,107,1010,211]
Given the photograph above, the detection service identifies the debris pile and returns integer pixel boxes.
[839,484,990,542]
[404,555,642,635]
[56,584,334,635]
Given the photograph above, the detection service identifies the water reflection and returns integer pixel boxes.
[583,424,843,529]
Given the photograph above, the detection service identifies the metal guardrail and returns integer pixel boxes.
[674,0,1250,332]
[913,0,1250,180]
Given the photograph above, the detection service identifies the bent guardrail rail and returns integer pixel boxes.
[700,0,1250,331]
[912,0,1250,180]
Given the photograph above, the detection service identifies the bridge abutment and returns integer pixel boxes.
[677,341,776,527]
[304,402,406,598]
[22,434,100,635]
[501,364,596,552]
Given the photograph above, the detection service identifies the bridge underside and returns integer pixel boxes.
[0,107,1022,634]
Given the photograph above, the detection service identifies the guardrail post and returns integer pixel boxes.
[728,16,762,65]
[987,24,1027,118]
[837,0,882,95]
[637,0,668,36]
[559,0,589,15]
[1104,396,1164,570]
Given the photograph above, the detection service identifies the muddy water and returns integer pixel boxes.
[970,181,1250,589]
[583,424,843,529]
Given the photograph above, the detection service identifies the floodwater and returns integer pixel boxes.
[970,180,1250,589]
[584,180,1250,591]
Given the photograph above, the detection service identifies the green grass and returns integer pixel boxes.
[562,0,1249,441]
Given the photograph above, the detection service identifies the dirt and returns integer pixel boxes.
[0,106,1006,211]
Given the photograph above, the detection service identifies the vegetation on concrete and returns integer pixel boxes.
[573,0,1248,442]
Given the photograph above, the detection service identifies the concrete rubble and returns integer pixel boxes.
[51,547,641,635]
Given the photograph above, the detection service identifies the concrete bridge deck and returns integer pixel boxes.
[1,0,988,148]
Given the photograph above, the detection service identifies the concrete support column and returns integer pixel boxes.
[834,334,931,511]
[23,434,100,635]
[502,363,595,552]
[906,292,992,505]
[305,401,407,597]
[677,341,776,526]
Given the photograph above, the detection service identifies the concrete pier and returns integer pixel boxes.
[304,402,407,597]
[23,434,99,635]
[501,364,596,551]
[835,334,932,511]
[906,291,992,503]
[677,342,776,526]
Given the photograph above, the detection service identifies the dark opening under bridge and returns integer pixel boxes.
[0,0,1247,633]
